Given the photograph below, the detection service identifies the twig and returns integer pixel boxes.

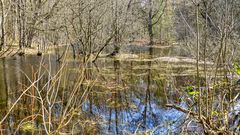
[165,104,198,117]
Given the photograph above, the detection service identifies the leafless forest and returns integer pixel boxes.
[0,0,240,134]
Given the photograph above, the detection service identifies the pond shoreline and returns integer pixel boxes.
[0,44,70,59]
[0,47,47,59]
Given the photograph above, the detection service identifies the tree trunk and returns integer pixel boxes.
[148,0,153,45]
[111,0,120,56]
[22,0,26,48]
[26,29,35,47]
[0,0,4,51]
[17,0,22,49]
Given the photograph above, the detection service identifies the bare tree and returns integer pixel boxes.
[135,0,167,45]
[0,0,4,51]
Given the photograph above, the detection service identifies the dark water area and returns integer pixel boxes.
[0,46,204,134]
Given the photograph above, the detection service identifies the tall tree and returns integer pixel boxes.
[0,0,4,51]
[134,0,167,45]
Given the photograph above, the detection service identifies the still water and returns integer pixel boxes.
[0,46,202,134]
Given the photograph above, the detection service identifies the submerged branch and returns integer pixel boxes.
[166,104,228,134]
[165,104,198,117]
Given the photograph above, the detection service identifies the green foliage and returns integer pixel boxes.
[234,63,240,75]
[186,85,194,91]
[20,122,35,132]
[188,91,200,95]
[211,110,219,116]
[186,85,199,95]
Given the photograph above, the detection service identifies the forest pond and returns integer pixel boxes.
[0,45,212,134]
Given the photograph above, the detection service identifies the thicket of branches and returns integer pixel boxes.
[0,0,238,62]
[1,0,240,134]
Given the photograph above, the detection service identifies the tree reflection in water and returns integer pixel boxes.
[0,53,191,134]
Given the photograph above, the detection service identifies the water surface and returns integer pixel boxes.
[0,46,202,134]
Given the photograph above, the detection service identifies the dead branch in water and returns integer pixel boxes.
[165,104,228,134]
